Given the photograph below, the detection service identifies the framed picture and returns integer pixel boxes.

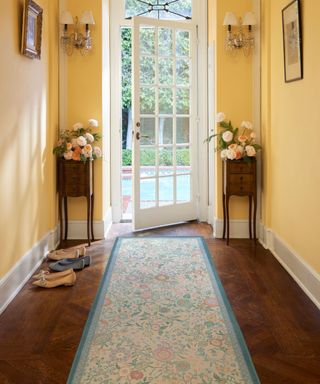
[282,0,303,82]
[21,0,43,59]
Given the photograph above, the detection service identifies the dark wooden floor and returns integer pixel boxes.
[0,222,319,383]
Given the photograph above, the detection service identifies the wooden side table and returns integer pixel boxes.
[57,159,94,246]
[222,159,257,245]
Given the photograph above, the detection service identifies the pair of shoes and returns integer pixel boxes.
[47,246,86,261]
[32,269,76,288]
[49,256,91,272]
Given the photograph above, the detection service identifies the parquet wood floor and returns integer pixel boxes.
[0,222,319,383]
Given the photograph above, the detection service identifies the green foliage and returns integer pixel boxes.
[121,14,192,112]
[122,148,190,166]
[121,28,132,109]
[177,148,190,166]
[122,149,132,166]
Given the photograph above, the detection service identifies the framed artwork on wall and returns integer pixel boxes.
[21,0,43,59]
[282,0,303,82]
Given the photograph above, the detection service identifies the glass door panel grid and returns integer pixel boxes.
[139,24,193,209]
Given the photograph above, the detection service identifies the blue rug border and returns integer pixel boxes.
[67,236,260,383]
[67,237,122,383]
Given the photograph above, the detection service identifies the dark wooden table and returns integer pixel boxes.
[57,158,94,246]
[222,159,257,245]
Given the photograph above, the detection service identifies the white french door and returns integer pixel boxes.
[132,16,198,230]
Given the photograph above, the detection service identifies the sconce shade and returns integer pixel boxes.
[60,11,73,25]
[223,12,239,26]
[80,10,95,25]
[242,12,257,26]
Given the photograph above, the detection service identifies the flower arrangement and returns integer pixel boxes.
[207,112,262,160]
[53,119,102,162]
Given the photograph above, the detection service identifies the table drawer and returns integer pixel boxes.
[228,174,254,194]
[227,161,254,174]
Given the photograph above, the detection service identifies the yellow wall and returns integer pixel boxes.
[261,0,320,273]
[211,0,254,220]
[0,0,59,278]
[62,0,109,222]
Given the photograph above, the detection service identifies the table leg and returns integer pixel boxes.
[226,195,230,245]
[249,195,252,239]
[222,193,226,239]
[253,193,257,243]
[91,193,94,241]
[87,195,91,246]
[64,196,68,240]
[59,195,63,244]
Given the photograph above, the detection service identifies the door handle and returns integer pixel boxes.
[136,132,149,140]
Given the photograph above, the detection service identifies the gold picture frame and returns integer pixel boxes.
[21,0,43,60]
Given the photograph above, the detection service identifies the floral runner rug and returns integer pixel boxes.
[68,237,260,384]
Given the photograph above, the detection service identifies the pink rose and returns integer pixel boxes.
[238,135,248,143]
[235,145,244,160]
[222,131,233,143]
[228,143,237,151]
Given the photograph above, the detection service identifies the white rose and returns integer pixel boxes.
[94,146,102,158]
[245,145,256,157]
[216,112,226,123]
[85,133,94,143]
[220,149,228,160]
[227,149,236,160]
[222,131,233,143]
[250,132,256,139]
[63,151,73,160]
[241,121,253,130]
[77,136,87,147]
[73,122,84,131]
[88,119,99,127]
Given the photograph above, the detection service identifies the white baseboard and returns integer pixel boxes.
[259,224,320,310]
[213,218,260,239]
[66,207,113,240]
[0,226,59,315]
[207,205,214,226]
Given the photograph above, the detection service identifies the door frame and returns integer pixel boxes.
[110,0,208,224]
